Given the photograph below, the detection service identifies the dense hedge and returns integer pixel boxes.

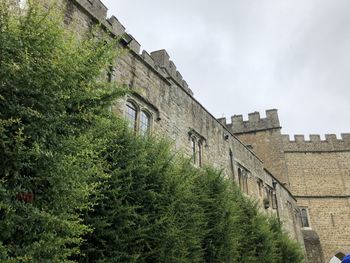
[0,1,304,262]
[0,0,122,261]
[79,130,304,263]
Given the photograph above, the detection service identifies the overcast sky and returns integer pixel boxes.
[103,0,350,138]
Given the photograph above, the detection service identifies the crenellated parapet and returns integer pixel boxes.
[150,50,193,95]
[283,134,350,152]
[222,109,281,134]
[70,0,193,96]
[74,0,108,21]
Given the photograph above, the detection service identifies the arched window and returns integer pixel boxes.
[237,168,249,194]
[188,130,206,166]
[300,208,310,228]
[124,98,153,135]
[140,110,150,135]
[243,171,248,194]
[126,102,137,131]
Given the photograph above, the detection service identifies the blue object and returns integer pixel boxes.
[342,254,350,263]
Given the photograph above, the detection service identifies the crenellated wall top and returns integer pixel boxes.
[282,134,350,152]
[220,109,281,134]
[73,0,193,95]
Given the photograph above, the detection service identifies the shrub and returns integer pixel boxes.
[0,0,122,261]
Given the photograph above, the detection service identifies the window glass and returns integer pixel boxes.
[126,103,137,131]
[301,208,310,228]
[140,111,150,135]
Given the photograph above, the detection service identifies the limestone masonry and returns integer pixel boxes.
[20,0,350,262]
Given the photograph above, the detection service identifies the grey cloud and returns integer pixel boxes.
[103,0,350,136]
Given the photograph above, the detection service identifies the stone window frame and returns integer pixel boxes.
[299,207,312,229]
[125,97,153,135]
[263,185,277,210]
[125,100,138,131]
[237,166,249,194]
[139,109,152,136]
[264,186,272,208]
[188,128,206,167]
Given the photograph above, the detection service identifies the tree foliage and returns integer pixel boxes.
[80,142,304,263]
[0,1,304,262]
[79,127,206,263]
[0,0,122,261]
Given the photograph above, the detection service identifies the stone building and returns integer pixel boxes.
[227,112,350,263]
[14,0,350,262]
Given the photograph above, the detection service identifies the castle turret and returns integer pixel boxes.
[222,109,289,187]
[230,109,280,134]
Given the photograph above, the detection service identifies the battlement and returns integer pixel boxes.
[150,50,193,95]
[283,134,350,152]
[222,109,281,134]
[75,0,108,21]
[71,0,193,95]
[107,16,125,36]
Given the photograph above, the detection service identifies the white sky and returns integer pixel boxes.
[103,0,350,138]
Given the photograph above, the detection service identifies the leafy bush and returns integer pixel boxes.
[80,127,206,263]
[81,145,304,263]
[0,0,122,261]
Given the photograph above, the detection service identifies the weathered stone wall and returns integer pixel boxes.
[54,0,306,249]
[302,230,325,263]
[223,110,290,187]
[224,108,350,263]
[284,140,350,262]
[110,21,306,248]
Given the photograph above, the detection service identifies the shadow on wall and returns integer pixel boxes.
[302,230,325,263]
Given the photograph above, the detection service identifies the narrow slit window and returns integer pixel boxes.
[300,208,310,228]
[244,173,248,194]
